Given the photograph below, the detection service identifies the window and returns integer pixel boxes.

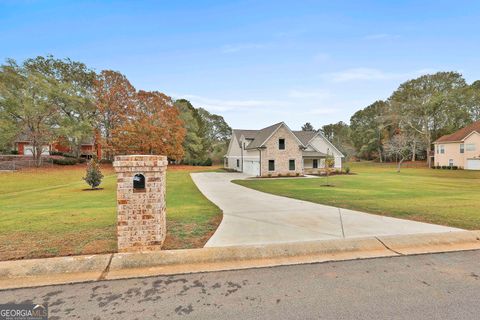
[268,160,275,171]
[449,159,454,167]
[279,139,285,150]
[440,145,445,154]
[466,143,476,152]
[289,159,295,171]
[460,144,465,154]
[236,159,240,167]
[313,159,318,168]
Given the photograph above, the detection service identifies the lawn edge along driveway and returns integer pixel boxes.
[232,162,480,230]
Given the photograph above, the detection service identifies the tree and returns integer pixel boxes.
[113,91,186,160]
[389,72,469,167]
[24,56,97,158]
[0,59,59,165]
[197,107,232,163]
[94,70,137,160]
[384,133,420,172]
[174,99,207,164]
[321,121,355,159]
[301,122,315,131]
[83,157,104,189]
[350,101,391,161]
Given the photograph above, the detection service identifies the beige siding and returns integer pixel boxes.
[434,132,480,168]
[309,136,343,169]
[260,125,303,176]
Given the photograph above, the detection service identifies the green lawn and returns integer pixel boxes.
[0,165,221,260]
[233,162,480,230]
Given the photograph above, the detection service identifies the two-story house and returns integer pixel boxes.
[433,120,480,170]
[224,122,344,176]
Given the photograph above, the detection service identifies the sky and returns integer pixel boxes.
[1,0,480,130]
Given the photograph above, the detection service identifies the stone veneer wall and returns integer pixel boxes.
[260,125,303,177]
[113,155,168,252]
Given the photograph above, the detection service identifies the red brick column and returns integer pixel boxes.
[113,155,168,252]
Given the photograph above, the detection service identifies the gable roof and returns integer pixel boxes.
[232,129,259,147]
[292,130,317,146]
[434,120,480,143]
[245,122,285,149]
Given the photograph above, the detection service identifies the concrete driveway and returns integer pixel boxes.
[191,173,461,247]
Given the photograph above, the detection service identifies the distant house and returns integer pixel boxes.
[14,134,102,159]
[224,122,344,176]
[433,120,480,170]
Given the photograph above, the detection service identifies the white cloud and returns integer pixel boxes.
[323,68,438,83]
[174,94,286,112]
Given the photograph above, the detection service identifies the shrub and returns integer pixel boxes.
[78,157,87,164]
[83,158,104,189]
[202,158,213,166]
[49,151,64,156]
[451,166,458,170]
[10,150,19,155]
[441,166,448,170]
[52,158,78,165]
[63,153,77,158]
[436,165,441,169]
[296,172,300,176]
[431,166,436,169]
[345,166,351,174]
[267,173,272,178]
[278,173,282,177]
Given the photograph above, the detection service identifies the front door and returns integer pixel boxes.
[313,159,318,168]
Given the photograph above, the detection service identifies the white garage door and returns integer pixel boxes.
[466,159,480,170]
[24,145,50,156]
[243,160,260,176]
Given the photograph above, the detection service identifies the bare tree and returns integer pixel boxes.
[384,133,421,172]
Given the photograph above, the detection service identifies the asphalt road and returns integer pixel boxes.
[1,250,479,319]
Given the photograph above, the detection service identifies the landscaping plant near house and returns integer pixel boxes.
[83,158,104,189]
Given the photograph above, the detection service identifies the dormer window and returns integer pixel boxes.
[279,138,285,150]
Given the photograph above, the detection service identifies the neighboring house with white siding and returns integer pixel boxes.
[224,122,344,176]
[433,120,480,170]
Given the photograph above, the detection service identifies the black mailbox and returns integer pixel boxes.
[133,174,145,191]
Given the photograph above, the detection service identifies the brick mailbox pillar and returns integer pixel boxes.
[113,155,168,252]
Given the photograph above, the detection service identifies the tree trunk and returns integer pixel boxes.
[411,140,416,161]
[397,157,405,173]
[378,147,383,163]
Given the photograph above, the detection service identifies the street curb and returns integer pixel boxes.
[0,231,479,290]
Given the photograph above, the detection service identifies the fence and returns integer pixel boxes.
[0,156,54,171]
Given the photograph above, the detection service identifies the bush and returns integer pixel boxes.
[63,153,77,158]
[78,157,87,164]
[345,166,351,174]
[436,165,441,169]
[267,173,272,178]
[52,158,78,165]
[83,158,104,189]
[49,151,64,156]
[10,150,19,155]
[202,158,213,166]
[451,166,458,170]
[296,172,300,176]
[441,166,448,170]
[278,173,282,177]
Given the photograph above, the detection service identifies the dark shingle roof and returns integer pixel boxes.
[292,131,317,146]
[434,121,480,143]
[245,122,284,149]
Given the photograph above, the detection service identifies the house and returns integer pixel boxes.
[433,120,480,170]
[14,134,102,159]
[224,122,344,176]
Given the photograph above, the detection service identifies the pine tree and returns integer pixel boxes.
[83,158,104,189]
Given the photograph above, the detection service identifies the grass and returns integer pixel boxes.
[233,162,480,230]
[0,164,222,260]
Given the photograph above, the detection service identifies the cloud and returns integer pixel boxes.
[174,94,286,112]
[323,68,438,83]
[221,43,267,53]
[363,33,400,40]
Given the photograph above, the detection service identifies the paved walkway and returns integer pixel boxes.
[191,173,461,247]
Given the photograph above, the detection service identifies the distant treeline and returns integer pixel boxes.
[302,72,480,166]
[0,55,231,165]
